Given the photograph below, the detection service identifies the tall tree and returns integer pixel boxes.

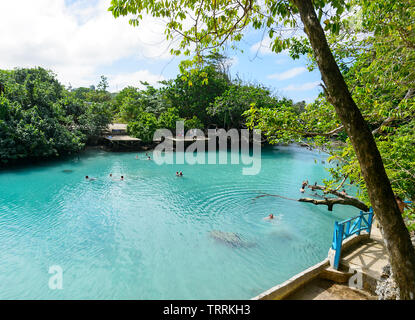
[292,0,415,299]
[109,0,415,298]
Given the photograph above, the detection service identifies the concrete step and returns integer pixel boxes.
[320,266,354,283]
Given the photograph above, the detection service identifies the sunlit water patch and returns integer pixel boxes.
[0,145,359,299]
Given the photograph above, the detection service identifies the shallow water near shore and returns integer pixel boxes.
[0,145,359,299]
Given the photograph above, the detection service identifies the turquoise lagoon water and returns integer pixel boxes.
[0,146,359,299]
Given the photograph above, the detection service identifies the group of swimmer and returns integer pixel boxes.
[136,152,151,160]
[87,172,182,180]
[85,174,124,181]
[110,173,124,181]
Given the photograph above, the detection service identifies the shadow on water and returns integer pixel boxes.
[209,230,257,248]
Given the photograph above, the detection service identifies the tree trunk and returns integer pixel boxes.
[292,0,415,299]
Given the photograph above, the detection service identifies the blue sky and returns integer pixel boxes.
[0,0,322,103]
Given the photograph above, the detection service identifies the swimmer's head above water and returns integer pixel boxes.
[264,213,274,220]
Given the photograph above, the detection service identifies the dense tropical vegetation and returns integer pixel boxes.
[0,58,294,159]
[0,68,112,164]
[110,53,296,142]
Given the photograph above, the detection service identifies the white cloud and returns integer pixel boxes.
[250,37,274,55]
[250,33,296,57]
[0,0,175,89]
[228,56,239,67]
[282,81,321,91]
[108,70,165,92]
[268,67,307,81]
[250,37,290,56]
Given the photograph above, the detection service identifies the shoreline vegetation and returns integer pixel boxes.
[1,64,413,229]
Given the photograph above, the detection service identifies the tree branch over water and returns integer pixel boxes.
[303,183,369,212]
[254,182,369,212]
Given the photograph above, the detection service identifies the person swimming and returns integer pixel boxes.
[264,214,274,220]
[179,171,183,176]
[109,174,124,181]
[85,175,97,181]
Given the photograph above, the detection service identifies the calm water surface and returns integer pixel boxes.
[0,145,359,299]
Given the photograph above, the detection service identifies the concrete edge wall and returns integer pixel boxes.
[251,259,330,300]
[252,233,370,300]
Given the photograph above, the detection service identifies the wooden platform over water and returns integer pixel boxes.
[104,135,141,142]
[165,136,210,142]
[103,123,141,149]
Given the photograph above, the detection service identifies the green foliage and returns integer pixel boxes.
[127,112,159,143]
[322,0,415,206]
[158,107,181,131]
[184,116,204,130]
[112,86,143,121]
[109,0,350,71]
[109,54,286,138]
[97,75,109,92]
[245,0,415,210]
[0,67,112,163]
[162,65,230,125]
[244,101,305,144]
[209,84,280,129]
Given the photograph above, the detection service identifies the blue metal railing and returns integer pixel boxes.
[331,208,374,270]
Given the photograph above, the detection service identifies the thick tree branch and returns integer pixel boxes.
[305,183,369,211]
[303,125,344,137]
[298,196,369,212]
[254,186,369,212]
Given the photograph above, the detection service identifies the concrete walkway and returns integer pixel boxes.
[339,221,389,294]
[285,278,376,300]
[254,219,389,300]
[286,221,388,300]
